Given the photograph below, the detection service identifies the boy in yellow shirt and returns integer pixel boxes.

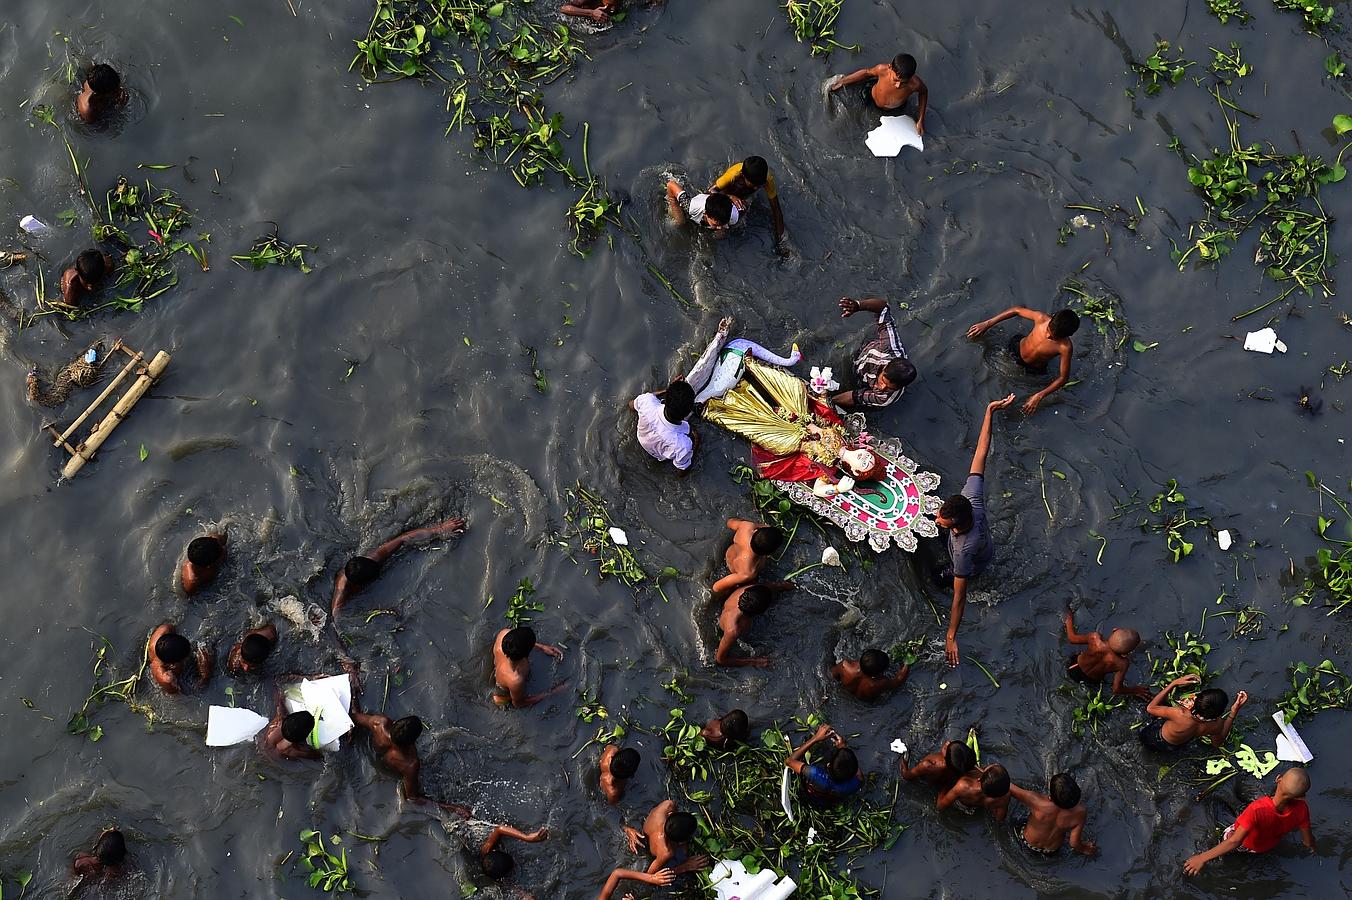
[709,155,785,246]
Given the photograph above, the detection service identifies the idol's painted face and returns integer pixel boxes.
[839,448,874,476]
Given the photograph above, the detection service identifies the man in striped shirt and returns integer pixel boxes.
[832,296,916,408]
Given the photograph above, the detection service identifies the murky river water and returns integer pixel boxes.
[0,1,1349,897]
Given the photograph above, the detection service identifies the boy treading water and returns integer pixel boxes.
[900,739,975,791]
[715,582,793,668]
[829,53,928,131]
[712,519,784,595]
[61,249,115,305]
[1063,610,1150,699]
[599,745,641,804]
[493,626,568,708]
[830,648,911,701]
[966,307,1079,414]
[77,63,127,124]
[938,763,1012,822]
[1140,674,1247,752]
[1009,772,1098,856]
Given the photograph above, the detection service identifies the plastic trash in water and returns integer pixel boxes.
[709,859,797,900]
[865,115,924,157]
[780,766,796,824]
[205,705,269,746]
[1272,710,1313,763]
[890,739,908,755]
[607,527,628,546]
[1216,530,1233,551]
[84,348,98,364]
[19,216,51,237]
[1243,327,1287,354]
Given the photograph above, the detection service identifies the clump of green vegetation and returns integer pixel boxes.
[1272,0,1335,33]
[1060,278,1129,349]
[1132,41,1194,96]
[68,631,152,743]
[1135,479,1209,563]
[505,577,542,625]
[661,709,902,898]
[559,484,680,601]
[290,828,354,894]
[1291,471,1352,612]
[1208,0,1252,23]
[231,230,315,273]
[782,0,859,57]
[1209,43,1253,83]
[1175,107,1345,320]
[730,463,830,558]
[1067,685,1127,737]
[1278,659,1352,723]
[1149,616,1216,686]
[352,1,622,254]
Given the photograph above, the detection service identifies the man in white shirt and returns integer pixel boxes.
[630,380,698,474]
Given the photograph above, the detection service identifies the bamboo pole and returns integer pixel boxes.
[62,350,170,479]
[52,346,143,447]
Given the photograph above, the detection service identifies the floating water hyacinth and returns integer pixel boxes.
[808,366,839,395]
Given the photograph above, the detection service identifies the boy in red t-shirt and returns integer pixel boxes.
[1184,768,1316,875]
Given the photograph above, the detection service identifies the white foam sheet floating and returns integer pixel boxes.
[1243,327,1287,354]
[709,859,797,900]
[205,706,270,746]
[865,115,924,157]
[283,674,354,751]
[1272,711,1314,763]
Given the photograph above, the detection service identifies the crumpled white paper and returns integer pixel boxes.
[865,115,924,157]
[205,705,269,746]
[1243,327,1287,354]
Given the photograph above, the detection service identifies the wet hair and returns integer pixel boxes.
[1193,688,1228,720]
[664,811,696,842]
[1283,767,1310,797]
[154,632,191,664]
[343,555,381,586]
[720,708,750,742]
[610,747,641,778]
[76,250,106,282]
[186,536,223,567]
[1049,309,1081,339]
[737,584,773,615]
[945,741,976,774]
[891,53,917,79]
[501,626,537,660]
[703,192,734,225]
[390,715,424,747]
[95,829,127,865]
[86,64,121,95]
[240,633,274,665]
[981,765,1011,798]
[663,380,696,423]
[749,525,785,556]
[481,849,514,879]
[281,711,315,745]
[860,648,890,678]
[828,747,859,781]
[882,357,917,389]
[1050,773,1081,809]
[742,155,769,186]
[939,494,974,530]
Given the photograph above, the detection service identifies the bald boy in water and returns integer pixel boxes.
[331,516,466,616]
[1063,610,1150,699]
[831,648,910,701]
[148,623,212,694]
[711,519,784,595]
[966,307,1080,414]
[829,53,929,131]
[493,626,568,708]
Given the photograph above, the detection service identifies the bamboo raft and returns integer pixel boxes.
[46,339,170,479]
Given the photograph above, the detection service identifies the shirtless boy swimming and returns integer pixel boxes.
[829,53,929,132]
[493,626,568,708]
[1140,674,1246,752]
[937,763,1011,822]
[830,648,910,701]
[1009,773,1098,856]
[711,519,784,595]
[715,582,793,668]
[966,307,1079,414]
[1063,610,1150,699]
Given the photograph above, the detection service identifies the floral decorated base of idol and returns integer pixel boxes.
[773,411,942,553]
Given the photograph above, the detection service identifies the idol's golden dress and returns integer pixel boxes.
[702,359,847,467]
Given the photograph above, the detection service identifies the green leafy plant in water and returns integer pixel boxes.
[68,630,153,742]
[294,828,354,894]
[1060,278,1129,349]
[1067,685,1127,737]
[559,484,679,600]
[661,707,716,782]
[782,0,860,57]
[1291,471,1352,612]
[1209,43,1253,83]
[231,230,315,273]
[1148,621,1216,687]
[729,463,831,558]
[1278,659,1352,723]
[1132,40,1193,96]
[504,577,543,625]
[1207,0,1252,23]
[1139,479,1209,563]
[1272,0,1335,33]
[1326,52,1347,79]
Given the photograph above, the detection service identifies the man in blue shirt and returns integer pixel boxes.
[785,723,863,808]
[935,394,1016,667]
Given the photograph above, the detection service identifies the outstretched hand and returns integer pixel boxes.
[1022,393,1043,415]
[945,635,960,668]
[965,321,992,340]
[838,297,860,317]
[988,393,1017,412]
